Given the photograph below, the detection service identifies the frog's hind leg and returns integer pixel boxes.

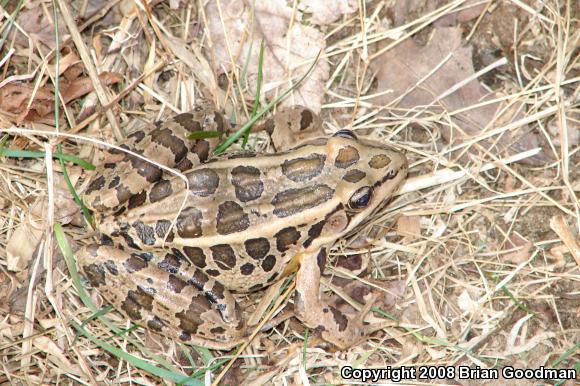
[76,244,245,349]
[293,248,391,350]
[84,100,229,212]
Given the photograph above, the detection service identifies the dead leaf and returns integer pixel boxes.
[332,277,405,317]
[15,4,69,51]
[77,0,123,27]
[6,221,43,272]
[298,0,358,25]
[60,72,122,104]
[0,83,54,118]
[503,232,533,264]
[205,0,335,112]
[6,175,80,272]
[46,52,82,80]
[381,279,406,308]
[0,270,16,311]
[372,27,547,164]
[547,116,579,147]
[33,336,82,375]
[471,2,536,75]
[0,72,121,123]
[388,0,485,27]
[396,215,421,239]
[334,253,367,274]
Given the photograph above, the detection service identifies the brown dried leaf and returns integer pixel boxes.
[33,336,82,375]
[334,253,367,274]
[5,221,43,272]
[0,269,16,311]
[548,244,569,268]
[0,72,121,123]
[15,4,69,50]
[503,233,533,264]
[547,116,579,147]
[6,177,80,272]
[60,72,122,104]
[298,0,358,25]
[372,27,546,164]
[46,52,82,80]
[396,215,421,239]
[78,0,123,27]
[0,83,54,117]
[381,279,406,308]
[329,278,403,325]
[205,0,338,112]
[388,0,485,27]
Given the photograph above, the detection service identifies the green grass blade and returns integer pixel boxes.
[213,50,321,155]
[0,149,95,170]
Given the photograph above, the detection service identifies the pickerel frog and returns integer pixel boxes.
[77,101,407,350]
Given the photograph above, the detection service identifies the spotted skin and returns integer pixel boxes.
[342,169,366,183]
[230,166,263,202]
[244,237,270,260]
[271,185,335,218]
[334,146,360,168]
[79,244,244,348]
[274,226,301,252]
[216,201,250,235]
[77,101,408,350]
[281,153,326,182]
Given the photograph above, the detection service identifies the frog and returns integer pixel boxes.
[76,100,408,350]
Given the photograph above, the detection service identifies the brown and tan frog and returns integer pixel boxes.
[77,100,407,350]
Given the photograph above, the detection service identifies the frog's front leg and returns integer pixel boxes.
[76,245,245,350]
[294,248,382,350]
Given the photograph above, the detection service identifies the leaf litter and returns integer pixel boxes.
[204,0,357,112]
[371,26,547,164]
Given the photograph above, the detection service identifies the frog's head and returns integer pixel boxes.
[312,129,408,246]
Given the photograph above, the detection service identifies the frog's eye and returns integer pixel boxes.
[333,129,357,140]
[348,186,373,210]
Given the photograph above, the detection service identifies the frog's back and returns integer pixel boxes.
[92,134,406,292]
